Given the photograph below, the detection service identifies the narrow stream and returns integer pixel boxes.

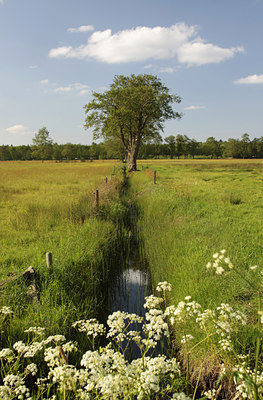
[107,205,152,358]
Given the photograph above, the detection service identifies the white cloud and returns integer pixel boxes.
[144,64,153,69]
[234,74,263,84]
[28,65,38,69]
[160,67,174,73]
[49,23,244,66]
[177,42,244,66]
[5,125,31,135]
[0,0,4,5]
[67,25,94,33]
[50,82,89,95]
[40,79,49,84]
[49,46,72,58]
[184,105,206,110]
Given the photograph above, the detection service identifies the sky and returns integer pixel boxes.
[0,0,263,146]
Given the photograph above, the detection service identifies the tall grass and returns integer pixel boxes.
[128,159,263,365]
[0,160,125,347]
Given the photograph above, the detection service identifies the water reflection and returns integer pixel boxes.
[108,255,151,359]
[110,266,151,315]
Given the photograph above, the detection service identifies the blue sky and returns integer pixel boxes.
[0,0,262,145]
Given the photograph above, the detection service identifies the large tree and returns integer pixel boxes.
[84,74,182,171]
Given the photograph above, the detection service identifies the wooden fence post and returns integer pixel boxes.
[46,252,52,272]
[95,189,99,210]
[105,177,108,184]
[154,170,157,184]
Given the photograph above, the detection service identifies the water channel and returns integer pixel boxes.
[107,205,152,358]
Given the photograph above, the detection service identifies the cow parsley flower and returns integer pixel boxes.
[0,348,15,362]
[24,326,45,336]
[0,306,13,315]
[156,281,172,292]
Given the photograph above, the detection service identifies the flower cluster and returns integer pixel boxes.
[206,249,233,274]
[72,318,106,337]
[0,267,259,399]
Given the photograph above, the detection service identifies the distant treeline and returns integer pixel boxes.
[1,133,263,161]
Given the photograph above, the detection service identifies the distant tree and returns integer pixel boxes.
[240,133,252,158]
[52,143,63,162]
[84,74,182,171]
[175,134,189,158]
[0,145,11,161]
[61,143,77,160]
[187,138,199,159]
[225,138,241,158]
[32,127,53,160]
[164,135,176,159]
[205,137,222,158]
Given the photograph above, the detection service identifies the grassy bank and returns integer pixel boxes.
[0,160,127,346]
[128,159,263,386]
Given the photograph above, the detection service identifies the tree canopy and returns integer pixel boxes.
[32,127,53,160]
[84,74,182,171]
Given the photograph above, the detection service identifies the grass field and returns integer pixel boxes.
[128,159,263,381]
[1,159,263,398]
[0,160,124,345]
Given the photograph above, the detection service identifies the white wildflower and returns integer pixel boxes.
[216,266,225,275]
[24,326,45,336]
[44,347,61,367]
[250,265,258,271]
[156,281,172,292]
[173,392,192,400]
[0,348,15,362]
[0,306,13,315]
[23,341,43,358]
[49,365,78,392]
[13,341,28,354]
[72,318,105,337]
[26,363,38,376]
[42,335,66,345]
[204,389,217,399]
[181,334,194,344]
[3,374,24,388]
[144,295,163,310]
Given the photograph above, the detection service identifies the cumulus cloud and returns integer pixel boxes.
[160,67,174,73]
[49,46,72,58]
[234,74,263,84]
[28,65,38,69]
[40,79,49,84]
[49,23,244,66]
[67,25,94,33]
[5,125,31,135]
[54,83,89,95]
[184,105,206,110]
[43,81,89,95]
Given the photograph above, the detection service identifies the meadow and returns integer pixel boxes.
[0,160,126,345]
[1,159,263,399]
[128,159,263,393]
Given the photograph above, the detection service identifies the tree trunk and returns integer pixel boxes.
[127,148,137,172]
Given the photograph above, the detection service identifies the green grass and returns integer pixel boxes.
[0,160,125,347]
[128,159,263,365]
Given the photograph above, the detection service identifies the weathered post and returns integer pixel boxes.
[154,170,157,184]
[95,189,99,210]
[105,177,108,184]
[46,252,52,272]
